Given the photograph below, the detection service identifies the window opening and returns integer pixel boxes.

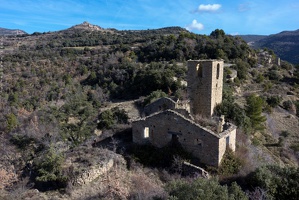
[144,127,149,138]
[226,136,230,146]
[216,63,220,79]
[196,64,203,77]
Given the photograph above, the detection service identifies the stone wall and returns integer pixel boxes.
[132,110,236,167]
[187,60,223,117]
[218,124,237,162]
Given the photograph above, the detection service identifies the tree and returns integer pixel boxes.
[6,113,18,132]
[33,146,67,190]
[245,94,266,132]
[210,29,225,39]
[143,90,167,106]
[219,148,243,175]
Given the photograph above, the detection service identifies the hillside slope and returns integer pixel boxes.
[0,22,298,199]
[243,29,299,64]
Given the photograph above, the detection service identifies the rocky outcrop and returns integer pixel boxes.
[69,21,103,31]
[64,147,126,186]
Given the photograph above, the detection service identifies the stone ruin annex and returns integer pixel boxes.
[132,60,236,167]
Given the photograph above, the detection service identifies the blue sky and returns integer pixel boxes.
[0,0,298,35]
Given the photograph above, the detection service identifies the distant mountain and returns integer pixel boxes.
[240,30,299,64]
[0,27,27,35]
[239,35,267,43]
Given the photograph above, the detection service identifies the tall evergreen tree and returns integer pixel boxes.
[245,94,266,132]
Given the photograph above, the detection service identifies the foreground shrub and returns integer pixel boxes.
[166,178,248,200]
[219,148,243,176]
[33,146,67,191]
[248,165,299,200]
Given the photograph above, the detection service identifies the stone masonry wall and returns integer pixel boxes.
[132,110,236,166]
[187,60,223,117]
[218,124,236,162]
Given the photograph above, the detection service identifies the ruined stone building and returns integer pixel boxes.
[132,60,236,167]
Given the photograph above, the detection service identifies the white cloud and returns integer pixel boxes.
[185,19,204,31]
[197,4,221,13]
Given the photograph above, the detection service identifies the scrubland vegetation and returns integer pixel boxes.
[0,24,298,199]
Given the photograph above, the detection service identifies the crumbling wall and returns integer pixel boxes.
[218,124,237,163]
[133,110,229,166]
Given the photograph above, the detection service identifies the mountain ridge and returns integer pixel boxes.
[1,22,298,63]
[0,27,27,35]
[239,29,299,64]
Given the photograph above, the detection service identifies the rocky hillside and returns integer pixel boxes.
[240,29,299,64]
[0,22,298,199]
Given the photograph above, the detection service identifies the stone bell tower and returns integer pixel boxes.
[187,60,224,117]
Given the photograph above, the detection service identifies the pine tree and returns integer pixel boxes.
[245,94,266,132]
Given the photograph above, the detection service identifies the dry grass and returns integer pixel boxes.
[194,114,218,132]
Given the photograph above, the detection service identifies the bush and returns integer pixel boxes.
[143,90,167,106]
[255,73,265,83]
[219,148,243,176]
[97,107,128,129]
[268,70,282,81]
[283,100,295,113]
[266,96,282,108]
[166,178,248,200]
[248,165,299,200]
[10,134,36,150]
[215,84,252,132]
[97,109,114,129]
[6,113,18,132]
[33,146,67,191]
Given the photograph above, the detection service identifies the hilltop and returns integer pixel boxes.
[68,21,103,31]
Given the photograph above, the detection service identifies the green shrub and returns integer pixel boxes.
[6,113,18,132]
[248,165,299,200]
[290,143,299,152]
[219,148,243,176]
[283,100,294,111]
[263,81,273,92]
[10,134,35,150]
[266,96,282,108]
[268,70,282,81]
[97,107,128,129]
[143,90,168,106]
[255,73,265,83]
[33,146,67,190]
[166,178,248,200]
[97,109,114,129]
